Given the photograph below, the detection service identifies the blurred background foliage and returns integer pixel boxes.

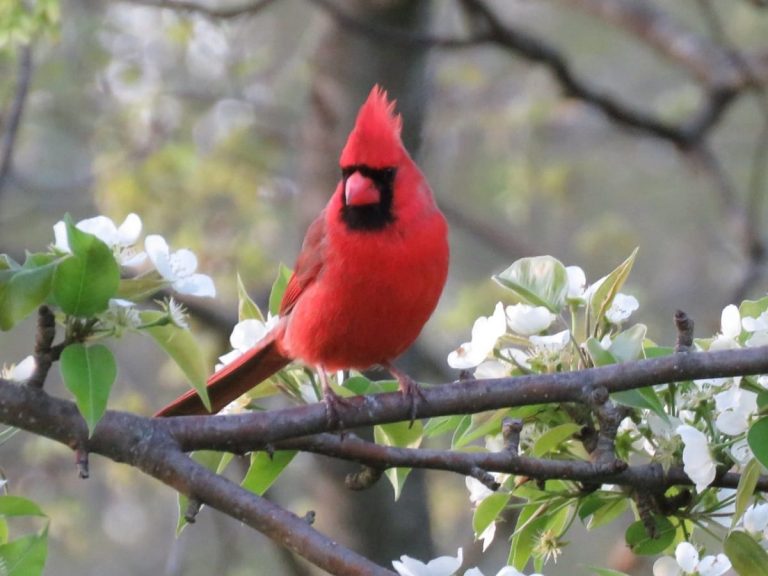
[0,0,767,574]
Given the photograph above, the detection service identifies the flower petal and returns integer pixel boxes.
[173,273,216,298]
[117,213,143,246]
[506,304,555,336]
[53,220,71,252]
[145,235,173,279]
[677,425,716,492]
[721,304,742,339]
[652,556,681,576]
[170,248,199,278]
[674,542,699,573]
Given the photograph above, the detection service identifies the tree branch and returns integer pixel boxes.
[161,346,768,451]
[559,0,765,89]
[276,432,767,493]
[3,346,768,572]
[0,381,394,576]
[0,45,33,198]
[118,0,279,19]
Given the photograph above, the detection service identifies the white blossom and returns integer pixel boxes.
[677,425,717,492]
[742,307,768,347]
[710,305,742,351]
[714,384,757,436]
[505,304,556,336]
[145,234,216,297]
[54,213,147,267]
[215,316,279,370]
[743,503,768,537]
[464,567,541,576]
[730,438,754,466]
[605,293,639,324]
[653,542,730,576]
[392,548,463,576]
[474,360,509,379]
[529,330,570,354]
[448,303,507,370]
[565,266,587,302]
[478,522,496,552]
[1,355,36,382]
[465,476,494,505]
[503,348,532,371]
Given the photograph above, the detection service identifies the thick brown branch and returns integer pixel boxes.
[0,381,394,576]
[163,346,768,451]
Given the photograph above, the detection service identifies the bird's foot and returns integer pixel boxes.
[323,386,354,431]
[386,365,426,427]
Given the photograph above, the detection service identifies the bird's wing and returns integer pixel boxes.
[280,210,327,315]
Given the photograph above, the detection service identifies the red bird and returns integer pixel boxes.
[155,86,449,420]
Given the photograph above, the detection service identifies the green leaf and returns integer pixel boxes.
[584,497,628,531]
[342,375,374,395]
[59,343,117,434]
[139,310,211,412]
[493,255,569,313]
[725,530,768,576]
[424,415,465,438]
[473,492,511,538]
[0,496,46,518]
[740,296,768,325]
[0,531,48,576]
[586,337,617,366]
[612,386,666,420]
[531,423,581,457]
[237,273,263,322]
[748,418,768,469]
[52,218,120,316]
[734,459,762,528]
[453,409,509,449]
[268,264,292,316]
[624,516,675,555]
[509,503,548,570]
[374,420,423,500]
[609,324,647,363]
[589,248,638,330]
[0,255,20,271]
[115,276,166,301]
[242,451,297,496]
[450,415,472,449]
[0,254,58,331]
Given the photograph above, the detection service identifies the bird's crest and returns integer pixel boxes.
[340,85,404,168]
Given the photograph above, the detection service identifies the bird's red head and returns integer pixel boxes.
[339,85,405,169]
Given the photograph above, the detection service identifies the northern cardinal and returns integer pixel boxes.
[155,86,449,419]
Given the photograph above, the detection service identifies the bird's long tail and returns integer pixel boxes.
[154,326,291,417]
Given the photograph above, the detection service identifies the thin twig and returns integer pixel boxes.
[0,45,33,198]
[119,0,278,19]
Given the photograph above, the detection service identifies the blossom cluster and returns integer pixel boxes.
[392,548,543,576]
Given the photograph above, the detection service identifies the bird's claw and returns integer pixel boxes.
[397,374,426,428]
[323,387,354,431]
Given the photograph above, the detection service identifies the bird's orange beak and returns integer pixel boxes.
[344,172,380,206]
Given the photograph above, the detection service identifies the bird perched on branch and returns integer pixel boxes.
[155,86,449,422]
